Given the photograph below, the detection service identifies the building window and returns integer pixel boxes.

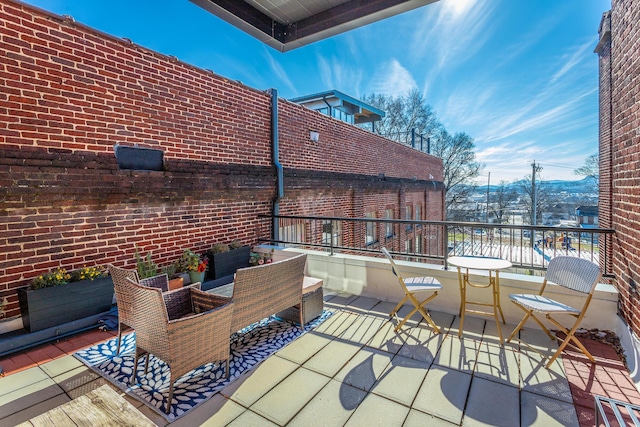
[322,220,341,246]
[385,209,394,238]
[405,239,412,253]
[415,236,423,253]
[405,205,413,231]
[415,204,421,227]
[279,222,305,246]
[365,212,377,245]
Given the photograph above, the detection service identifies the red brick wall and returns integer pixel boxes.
[278,100,443,181]
[0,0,444,319]
[604,0,640,335]
[596,11,616,310]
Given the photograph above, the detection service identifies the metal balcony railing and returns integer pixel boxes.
[257,215,615,277]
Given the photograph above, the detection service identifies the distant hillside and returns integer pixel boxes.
[486,177,597,194]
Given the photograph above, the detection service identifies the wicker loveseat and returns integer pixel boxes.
[208,253,308,332]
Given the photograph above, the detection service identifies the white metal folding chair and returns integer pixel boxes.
[506,256,602,368]
[382,248,441,333]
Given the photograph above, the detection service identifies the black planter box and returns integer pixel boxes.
[114,145,164,171]
[17,277,114,332]
[206,246,251,280]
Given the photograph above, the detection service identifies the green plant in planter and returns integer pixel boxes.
[0,296,8,319]
[160,263,177,278]
[20,265,112,332]
[183,249,207,272]
[229,240,243,250]
[30,266,107,290]
[135,247,159,279]
[208,243,230,255]
[174,251,191,274]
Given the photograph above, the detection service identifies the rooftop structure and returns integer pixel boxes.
[290,90,385,126]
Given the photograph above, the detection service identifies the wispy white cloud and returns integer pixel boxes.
[474,140,544,182]
[494,13,564,69]
[368,58,417,96]
[477,87,596,143]
[317,55,364,96]
[412,0,496,92]
[550,37,599,84]
[261,47,297,94]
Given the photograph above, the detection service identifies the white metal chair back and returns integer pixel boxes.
[382,247,405,285]
[546,256,601,294]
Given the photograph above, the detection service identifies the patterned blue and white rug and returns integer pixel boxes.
[74,310,333,422]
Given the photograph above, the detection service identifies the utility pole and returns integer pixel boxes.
[531,161,542,225]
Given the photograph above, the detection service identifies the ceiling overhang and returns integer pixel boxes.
[190,0,439,52]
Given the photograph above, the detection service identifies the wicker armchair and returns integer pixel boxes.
[125,278,234,414]
[107,264,200,354]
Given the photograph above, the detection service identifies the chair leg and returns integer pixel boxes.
[165,376,174,414]
[130,351,140,385]
[299,307,305,330]
[225,359,230,379]
[413,293,440,333]
[416,305,441,334]
[143,352,150,374]
[390,295,409,318]
[395,297,422,331]
[117,324,123,354]
[507,310,531,342]
[545,314,594,368]
[507,304,555,342]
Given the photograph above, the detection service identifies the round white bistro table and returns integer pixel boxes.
[447,256,513,343]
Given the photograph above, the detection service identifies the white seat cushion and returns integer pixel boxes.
[405,276,442,291]
[302,276,323,294]
[509,293,580,314]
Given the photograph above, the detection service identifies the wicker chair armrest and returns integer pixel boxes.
[139,274,169,292]
[185,281,201,290]
[163,286,195,320]
[190,288,232,313]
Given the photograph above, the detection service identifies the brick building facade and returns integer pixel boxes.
[597,0,640,337]
[0,1,444,319]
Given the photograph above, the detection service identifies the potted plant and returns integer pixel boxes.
[173,251,193,286]
[184,249,208,284]
[249,250,273,266]
[160,263,184,290]
[18,266,114,332]
[135,247,158,279]
[206,240,250,280]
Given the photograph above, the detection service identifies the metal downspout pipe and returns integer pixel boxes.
[269,88,283,243]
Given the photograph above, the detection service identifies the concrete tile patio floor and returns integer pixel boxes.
[1,291,638,426]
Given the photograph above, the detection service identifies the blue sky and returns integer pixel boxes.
[24,0,611,184]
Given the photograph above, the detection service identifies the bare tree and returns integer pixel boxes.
[489,181,518,223]
[574,153,599,194]
[518,173,550,225]
[362,92,483,219]
[362,89,440,148]
[433,130,484,218]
